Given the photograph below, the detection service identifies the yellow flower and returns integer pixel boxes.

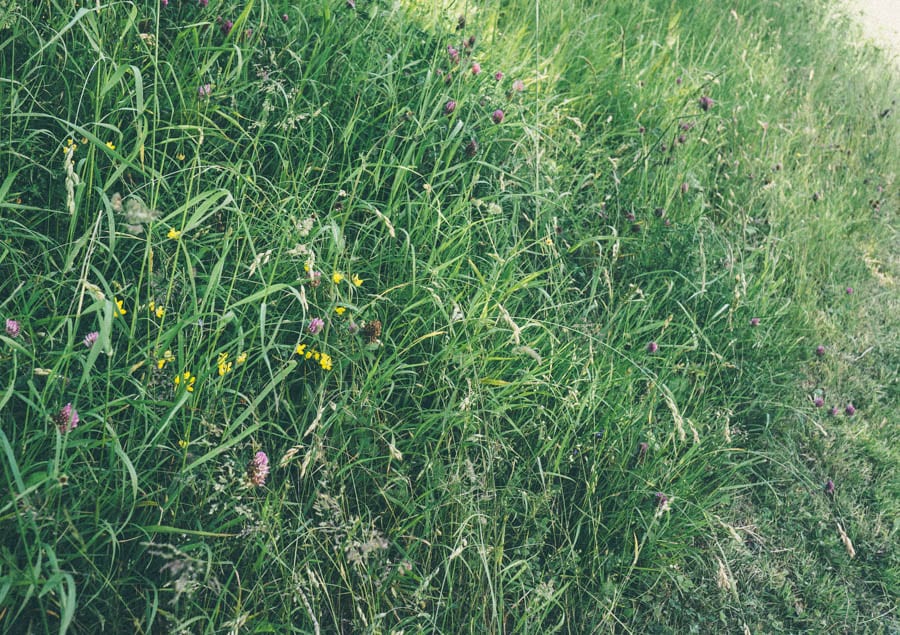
[335,306,346,316]
[236,351,248,364]
[157,349,174,369]
[113,298,127,318]
[167,227,182,240]
[174,370,196,392]
[105,141,116,151]
[62,139,77,153]
[351,274,363,287]
[332,272,344,284]
[319,353,333,371]
[178,439,189,449]
[176,153,186,161]
[295,343,307,356]
[149,301,165,319]
[217,352,233,376]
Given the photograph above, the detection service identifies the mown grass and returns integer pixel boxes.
[0,0,896,632]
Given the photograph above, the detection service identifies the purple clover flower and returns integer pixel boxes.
[750,317,760,327]
[198,83,212,98]
[830,405,840,417]
[844,403,856,416]
[813,396,824,408]
[5,319,20,338]
[492,109,504,124]
[824,479,835,495]
[221,20,233,36]
[699,95,714,111]
[494,71,504,81]
[54,403,79,433]
[83,331,99,348]
[308,317,325,335]
[471,63,481,75]
[845,286,853,295]
[646,341,658,353]
[444,100,456,116]
[816,345,825,357]
[512,79,525,92]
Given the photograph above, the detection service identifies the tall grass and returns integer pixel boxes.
[0,0,896,632]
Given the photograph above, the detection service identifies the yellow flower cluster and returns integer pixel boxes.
[174,370,196,392]
[148,301,165,319]
[157,349,175,369]
[217,352,233,376]
[167,227,182,240]
[331,271,364,287]
[113,298,127,318]
[295,343,333,371]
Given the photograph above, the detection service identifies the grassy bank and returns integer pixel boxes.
[0,0,896,632]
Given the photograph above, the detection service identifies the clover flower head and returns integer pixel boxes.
[221,20,234,36]
[247,451,270,487]
[646,341,658,353]
[5,319,20,338]
[844,403,856,416]
[54,403,79,433]
[444,100,457,116]
[83,331,99,348]
[198,83,212,98]
[824,479,835,495]
[512,79,525,92]
[815,345,825,357]
[830,405,840,417]
[492,109,504,124]
[699,95,714,111]
[494,71,504,81]
[813,396,824,408]
[845,286,853,295]
[308,317,325,335]
[749,317,760,327]
[471,63,481,75]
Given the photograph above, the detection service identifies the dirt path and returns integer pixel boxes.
[845,0,900,68]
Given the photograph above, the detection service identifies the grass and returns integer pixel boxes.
[0,0,896,632]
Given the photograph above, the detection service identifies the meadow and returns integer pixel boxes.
[0,0,896,632]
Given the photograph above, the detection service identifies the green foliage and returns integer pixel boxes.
[0,0,896,632]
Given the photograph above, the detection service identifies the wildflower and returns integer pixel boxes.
[447,45,460,65]
[83,331,99,348]
[816,345,826,357]
[217,352,233,376]
[148,301,165,319]
[318,352,333,371]
[282,13,288,21]
[167,227,182,240]
[335,307,346,316]
[309,270,322,287]
[494,71,504,81]
[113,298,127,318]
[824,479,835,495]
[54,403,79,433]
[444,100,457,116]
[465,139,478,157]
[5,319,20,338]
[62,139,77,154]
[199,0,208,6]
[236,351,248,364]
[699,95,714,111]
[157,349,175,369]
[845,286,853,295]
[468,35,476,47]
[646,341,658,353]
[749,317,760,327]
[178,439,189,449]
[176,153,186,161]
[830,405,840,417]
[813,396,824,408]
[247,451,270,487]
[471,63,481,75]
[308,318,324,335]
[220,20,233,36]
[512,79,525,92]
[198,83,212,98]
[351,274,363,287]
[174,370,196,392]
[844,403,856,416]
[332,272,344,284]
[348,321,359,334]
[295,343,307,356]
[655,492,668,507]
[492,109,504,124]
[105,141,116,151]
